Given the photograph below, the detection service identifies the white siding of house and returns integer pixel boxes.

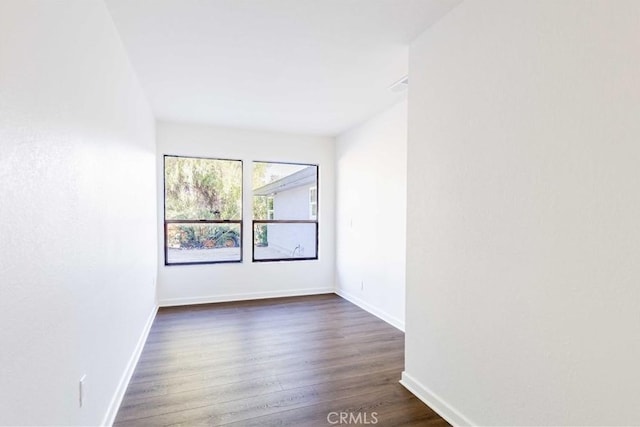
[268,185,317,257]
[274,185,314,220]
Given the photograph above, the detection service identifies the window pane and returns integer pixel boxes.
[254,223,317,260]
[167,223,241,264]
[165,156,242,220]
[253,162,318,220]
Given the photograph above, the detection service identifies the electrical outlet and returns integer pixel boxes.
[361,281,364,291]
[79,375,86,408]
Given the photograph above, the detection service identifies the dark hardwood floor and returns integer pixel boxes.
[114,294,448,426]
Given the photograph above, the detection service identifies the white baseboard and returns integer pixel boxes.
[335,288,404,331]
[159,287,334,307]
[102,305,158,427]
[400,371,474,427]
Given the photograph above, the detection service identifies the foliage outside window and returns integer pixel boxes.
[164,155,242,265]
[253,161,318,262]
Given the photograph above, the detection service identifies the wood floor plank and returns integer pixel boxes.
[114,294,448,426]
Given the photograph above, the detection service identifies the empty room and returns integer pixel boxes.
[1,0,639,426]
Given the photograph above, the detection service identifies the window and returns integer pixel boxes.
[267,196,274,220]
[164,155,242,265]
[252,161,318,262]
[309,186,317,220]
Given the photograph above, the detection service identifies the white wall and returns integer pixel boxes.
[0,1,157,426]
[403,1,640,425]
[156,122,335,305]
[335,100,407,330]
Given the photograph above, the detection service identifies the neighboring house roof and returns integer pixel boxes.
[254,166,316,196]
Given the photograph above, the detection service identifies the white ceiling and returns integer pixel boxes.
[105,0,461,136]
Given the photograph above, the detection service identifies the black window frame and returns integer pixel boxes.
[251,160,319,263]
[163,154,243,266]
